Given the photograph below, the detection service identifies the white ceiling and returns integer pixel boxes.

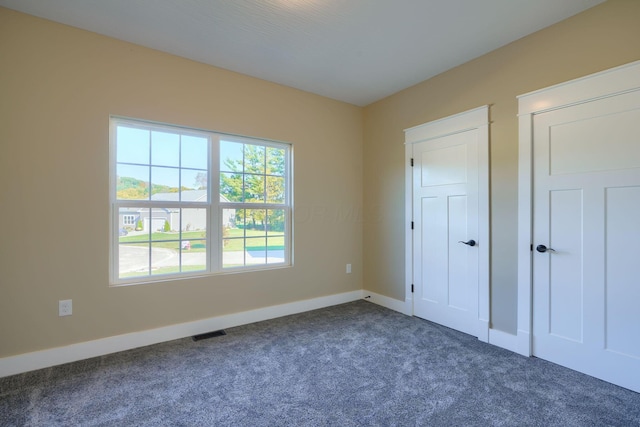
[0,0,605,106]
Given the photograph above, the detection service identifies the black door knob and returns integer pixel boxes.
[459,240,476,247]
[536,244,556,253]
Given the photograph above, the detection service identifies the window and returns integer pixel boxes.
[122,215,136,226]
[111,117,291,284]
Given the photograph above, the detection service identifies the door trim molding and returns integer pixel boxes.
[405,106,490,342]
[516,60,640,356]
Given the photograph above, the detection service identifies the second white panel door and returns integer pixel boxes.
[532,89,640,392]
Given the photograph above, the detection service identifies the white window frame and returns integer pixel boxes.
[109,117,292,286]
[216,134,292,272]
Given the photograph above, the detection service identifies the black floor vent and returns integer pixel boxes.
[192,330,227,341]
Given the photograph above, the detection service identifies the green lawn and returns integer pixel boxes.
[224,227,285,251]
[119,231,206,252]
[119,231,206,243]
[224,228,285,238]
[119,228,285,252]
[121,265,206,278]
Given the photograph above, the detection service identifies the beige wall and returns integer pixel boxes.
[2,0,639,360]
[0,8,363,358]
[363,0,640,333]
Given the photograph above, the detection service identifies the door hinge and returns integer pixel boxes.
[411,284,414,293]
[411,221,414,230]
[410,158,414,167]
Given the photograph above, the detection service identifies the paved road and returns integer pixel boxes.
[119,245,284,273]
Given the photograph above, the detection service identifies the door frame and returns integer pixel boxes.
[405,106,490,342]
[516,60,640,357]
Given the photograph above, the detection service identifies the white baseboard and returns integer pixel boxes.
[362,290,412,316]
[0,290,363,378]
[361,292,521,356]
[489,328,519,353]
[478,319,490,343]
[516,329,532,357]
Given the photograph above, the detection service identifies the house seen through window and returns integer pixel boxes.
[111,117,292,284]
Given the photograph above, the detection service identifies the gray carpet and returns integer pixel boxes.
[1,301,639,426]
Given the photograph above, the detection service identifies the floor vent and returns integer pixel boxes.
[192,330,227,341]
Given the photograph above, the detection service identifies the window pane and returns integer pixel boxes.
[244,208,267,266]
[267,209,286,233]
[117,206,153,278]
[244,174,265,203]
[266,176,285,203]
[220,140,243,172]
[244,209,267,233]
[181,135,208,169]
[223,208,243,268]
[182,169,208,202]
[117,126,149,165]
[118,208,140,238]
[223,238,244,268]
[119,243,149,279]
[119,207,150,240]
[117,164,149,200]
[232,209,246,233]
[185,168,208,190]
[150,166,179,200]
[182,207,207,233]
[266,147,285,176]
[185,239,206,251]
[267,242,285,264]
[182,239,206,272]
[267,209,285,264]
[151,131,179,167]
[246,237,266,265]
[151,241,180,275]
[220,172,243,202]
[244,144,265,174]
[223,209,242,235]
[149,208,175,238]
[170,207,207,271]
[134,207,207,275]
[221,207,237,233]
[182,208,208,268]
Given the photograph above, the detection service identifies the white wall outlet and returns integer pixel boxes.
[346,264,352,274]
[59,299,72,316]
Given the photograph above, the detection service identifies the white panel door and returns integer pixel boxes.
[413,130,479,336]
[532,89,640,392]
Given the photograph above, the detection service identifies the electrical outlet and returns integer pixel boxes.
[346,264,352,274]
[59,299,72,317]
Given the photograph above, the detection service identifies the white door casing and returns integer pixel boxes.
[405,106,490,341]
[517,60,640,392]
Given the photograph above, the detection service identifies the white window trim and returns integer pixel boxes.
[109,116,292,286]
